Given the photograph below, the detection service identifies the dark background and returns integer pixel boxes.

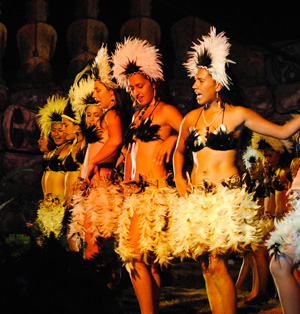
[1,0,299,87]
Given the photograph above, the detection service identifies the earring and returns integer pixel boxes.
[110,95,116,106]
[216,92,220,108]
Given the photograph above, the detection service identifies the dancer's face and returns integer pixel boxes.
[93,80,114,110]
[85,105,102,127]
[62,117,79,141]
[37,132,48,153]
[128,73,156,107]
[192,68,221,106]
[263,149,280,169]
[51,123,67,146]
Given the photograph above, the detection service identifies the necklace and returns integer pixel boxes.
[201,107,224,137]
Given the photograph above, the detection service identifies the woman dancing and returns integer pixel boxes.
[113,37,183,314]
[172,27,300,314]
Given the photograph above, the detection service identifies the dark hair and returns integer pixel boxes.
[219,66,245,107]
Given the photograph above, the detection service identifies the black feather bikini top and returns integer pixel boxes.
[43,142,81,173]
[185,107,238,152]
[124,101,161,146]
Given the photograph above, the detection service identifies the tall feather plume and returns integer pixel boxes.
[183,27,235,90]
[91,44,117,90]
[112,37,164,91]
[37,94,68,136]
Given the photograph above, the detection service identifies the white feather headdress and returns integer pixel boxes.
[242,146,259,170]
[91,44,117,90]
[112,37,164,90]
[184,27,235,90]
[251,132,293,154]
[38,95,68,136]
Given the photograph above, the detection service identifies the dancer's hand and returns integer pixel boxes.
[175,177,192,198]
[153,135,177,165]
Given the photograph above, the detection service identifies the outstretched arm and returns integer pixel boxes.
[241,107,300,139]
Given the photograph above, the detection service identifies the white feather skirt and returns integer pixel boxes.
[35,194,65,239]
[266,199,300,264]
[116,178,178,272]
[68,174,124,251]
[170,182,263,260]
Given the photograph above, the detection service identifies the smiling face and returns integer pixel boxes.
[128,73,156,106]
[192,68,222,106]
[92,80,114,110]
[51,123,67,146]
[85,105,102,127]
[62,117,80,141]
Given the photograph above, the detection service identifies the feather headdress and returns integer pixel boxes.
[91,44,117,90]
[71,75,99,117]
[242,146,259,170]
[38,95,68,136]
[112,37,164,90]
[184,27,235,90]
[251,132,293,154]
[61,99,81,124]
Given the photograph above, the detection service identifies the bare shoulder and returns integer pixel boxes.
[158,101,181,114]
[225,104,256,120]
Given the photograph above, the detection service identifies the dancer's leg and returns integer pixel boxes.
[270,255,300,314]
[129,212,160,314]
[209,254,237,314]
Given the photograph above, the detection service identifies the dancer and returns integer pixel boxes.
[61,99,83,207]
[172,27,300,314]
[113,37,183,314]
[68,46,126,260]
[35,95,70,240]
[265,131,300,314]
[252,133,293,218]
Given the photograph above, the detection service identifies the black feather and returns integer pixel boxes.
[135,118,161,142]
[196,49,212,69]
[49,112,62,123]
[123,60,141,76]
[185,128,204,152]
[82,125,103,144]
[206,127,237,151]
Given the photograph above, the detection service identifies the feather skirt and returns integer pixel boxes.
[35,194,65,239]
[266,200,300,264]
[170,183,263,260]
[116,180,178,272]
[68,174,124,251]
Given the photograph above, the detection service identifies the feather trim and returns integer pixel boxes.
[112,37,164,91]
[183,27,235,90]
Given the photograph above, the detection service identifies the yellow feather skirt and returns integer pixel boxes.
[35,193,65,239]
